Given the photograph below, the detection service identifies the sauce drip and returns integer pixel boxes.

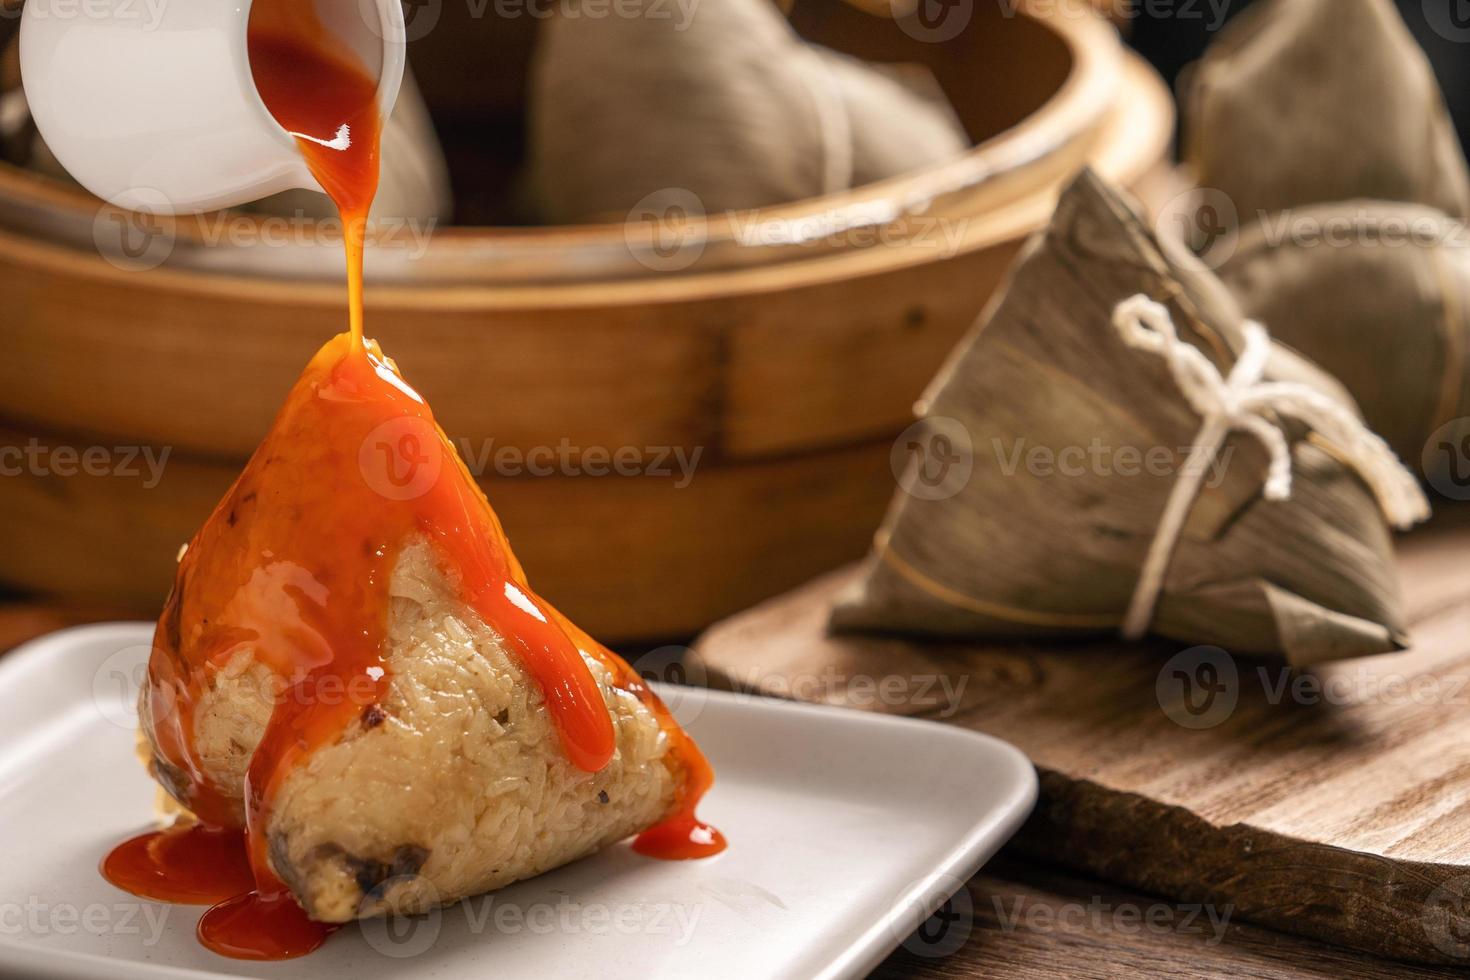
[247,0,381,347]
[101,0,721,959]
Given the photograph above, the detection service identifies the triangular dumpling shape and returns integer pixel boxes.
[1175,0,1470,475]
[1185,0,1470,219]
[1218,201,1470,469]
[831,170,1414,665]
[135,334,721,945]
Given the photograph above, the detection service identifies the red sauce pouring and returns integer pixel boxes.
[101,0,722,960]
[246,0,381,346]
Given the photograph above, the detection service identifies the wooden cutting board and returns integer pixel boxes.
[693,506,1470,965]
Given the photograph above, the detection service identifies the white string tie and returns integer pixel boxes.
[1111,294,1430,641]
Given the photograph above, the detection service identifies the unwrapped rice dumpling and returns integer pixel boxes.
[832,170,1427,665]
[133,333,721,935]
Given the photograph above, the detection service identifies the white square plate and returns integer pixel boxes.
[0,624,1035,980]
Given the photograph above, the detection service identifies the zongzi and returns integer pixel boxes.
[832,170,1428,665]
[1218,202,1470,471]
[526,0,969,223]
[121,333,723,956]
[1184,0,1470,220]
[1180,0,1470,480]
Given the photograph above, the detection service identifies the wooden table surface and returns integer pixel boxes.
[0,604,1452,978]
[877,855,1458,979]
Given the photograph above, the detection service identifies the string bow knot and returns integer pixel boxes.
[1111,294,1429,641]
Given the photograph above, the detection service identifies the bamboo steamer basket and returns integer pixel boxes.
[0,1,1173,641]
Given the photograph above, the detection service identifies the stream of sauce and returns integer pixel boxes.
[101,1,722,960]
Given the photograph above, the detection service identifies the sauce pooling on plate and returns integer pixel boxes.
[101,1,722,960]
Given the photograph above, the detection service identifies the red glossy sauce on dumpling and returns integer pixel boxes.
[101,0,722,961]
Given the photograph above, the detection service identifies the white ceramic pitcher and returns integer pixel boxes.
[19,0,406,214]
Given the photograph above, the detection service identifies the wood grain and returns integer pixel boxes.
[695,508,1470,964]
[0,604,1446,977]
[873,856,1461,979]
[0,6,1172,464]
[0,424,893,642]
[0,224,1014,463]
[0,603,1451,978]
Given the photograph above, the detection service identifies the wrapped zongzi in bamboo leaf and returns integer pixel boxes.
[1218,202,1470,471]
[1179,0,1470,480]
[1184,0,1470,220]
[832,170,1428,666]
[526,0,968,223]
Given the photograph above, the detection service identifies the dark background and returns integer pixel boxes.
[1128,0,1470,155]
